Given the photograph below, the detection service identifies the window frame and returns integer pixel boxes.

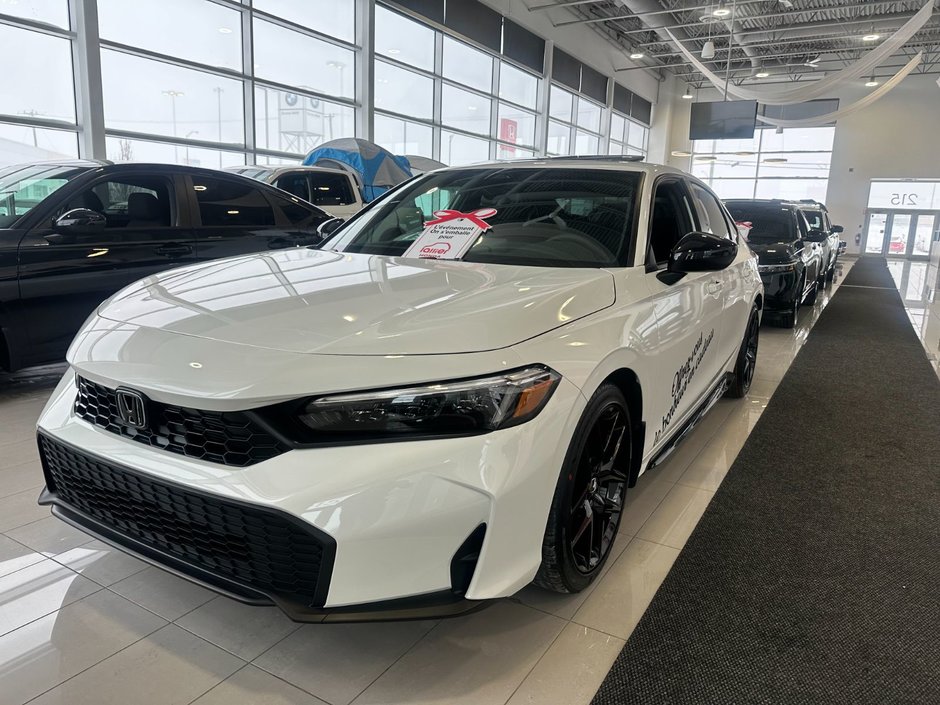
[646,175,698,270]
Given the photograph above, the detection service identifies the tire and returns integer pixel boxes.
[726,305,760,398]
[826,259,837,282]
[534,384,631,593]
[772,278,801,328]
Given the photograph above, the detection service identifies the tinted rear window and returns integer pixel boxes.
[726,203,796,241]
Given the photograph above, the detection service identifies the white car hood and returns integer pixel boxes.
[97,249,616,355]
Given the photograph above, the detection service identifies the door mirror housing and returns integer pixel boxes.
[832,224,844,234]
[669,231,738,273]
[53,208,106,235]
[317,217,345,239]
[805,229,828,242]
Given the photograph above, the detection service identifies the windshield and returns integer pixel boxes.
[726,203,796,242]
[326,167,642,268]
[0,164,87,228]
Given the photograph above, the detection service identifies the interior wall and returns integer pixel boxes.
[826,74,940,254]
[661,73,940,254]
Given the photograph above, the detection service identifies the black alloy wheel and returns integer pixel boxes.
[535,384,631,593]
[567,404,627,574]
[727,306,760,398]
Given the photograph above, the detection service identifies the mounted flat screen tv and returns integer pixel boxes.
[689,100,758,140]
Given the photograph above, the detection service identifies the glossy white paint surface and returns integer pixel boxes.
[38,160,764,608]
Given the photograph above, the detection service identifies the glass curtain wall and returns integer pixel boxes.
[609,111,649,157]
[0,3,79,164]
[373,4,541,165]
[690,127,835,202]
[0,0,653,168]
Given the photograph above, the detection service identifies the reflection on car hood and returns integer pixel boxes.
[97,249,616,355]
[747,240,800,264]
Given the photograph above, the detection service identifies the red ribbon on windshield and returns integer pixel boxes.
[424,208,497,231]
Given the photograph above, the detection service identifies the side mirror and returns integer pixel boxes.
[317,217,345,238]
[669,232,738,273]
[53,208,106,235]
[832,224,844,234]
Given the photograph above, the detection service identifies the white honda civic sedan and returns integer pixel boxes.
[36,158,762,621]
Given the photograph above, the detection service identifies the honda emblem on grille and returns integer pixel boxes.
[116,388,148,429]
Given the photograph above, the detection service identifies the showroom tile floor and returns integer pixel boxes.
[1,257,936,705]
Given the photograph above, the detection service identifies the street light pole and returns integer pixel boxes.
[162,89,184,162]
[213,87,224,167]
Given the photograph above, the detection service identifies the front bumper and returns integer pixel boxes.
[758,269,800,311]
[37,369,584,621]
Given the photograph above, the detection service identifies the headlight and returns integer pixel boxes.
[296,366,561,440]
[758,263,796,274]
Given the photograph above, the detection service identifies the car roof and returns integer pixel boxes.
[726,199,802,210]
[435,156,688,178]
[224,165,349,176]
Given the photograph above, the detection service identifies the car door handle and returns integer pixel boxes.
[155,243,192,257]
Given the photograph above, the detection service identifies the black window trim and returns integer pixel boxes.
[645,174,698,272]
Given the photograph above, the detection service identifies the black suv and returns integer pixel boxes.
[0,160,330,372]
[793,199,843,284]
[725,199,825,328]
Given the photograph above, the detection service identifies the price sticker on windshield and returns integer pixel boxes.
[735,221,753,240]
[402,208,497,260]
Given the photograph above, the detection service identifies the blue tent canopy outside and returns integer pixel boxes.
[303,138,412,202]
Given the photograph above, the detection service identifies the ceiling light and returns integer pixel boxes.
[218,27,232,34]
[672,150,693,157]
[862,33,880,42]
[682,85,694,99]
[712,3,732,18]
[755,71,770,78]
[763,157,788,163]
[695,155,718,161]
[701,40,716,60]
[630,52,645,60]
[735,151,756,156]
[387,48,401,54]
[866,78,880,87]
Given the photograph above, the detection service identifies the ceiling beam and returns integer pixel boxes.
[553,0,908,29]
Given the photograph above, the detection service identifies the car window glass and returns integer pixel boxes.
[191,176,275,227]
[328,167,642,268]
[275,174,310,201]
[0,164,85,227]
[690,183,732,239]
[270,194,321,226]
[649,180,695,266]
[307,173,355,206]
[62,176,173,228]
[802,209,824,231]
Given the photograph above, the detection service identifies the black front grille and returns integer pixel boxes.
[74,376,290,467]
[40,434,332,607]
